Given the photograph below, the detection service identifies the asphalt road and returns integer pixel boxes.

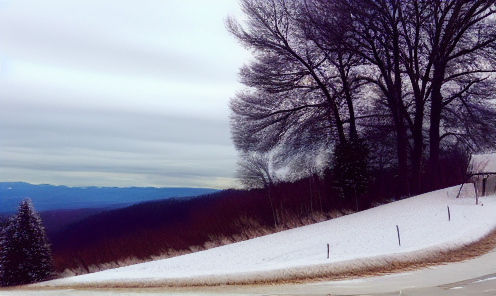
[2,248,496,295]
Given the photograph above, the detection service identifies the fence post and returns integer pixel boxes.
[396,225,401,246]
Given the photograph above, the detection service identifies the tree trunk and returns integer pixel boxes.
[396,122,410,198]
[337,52,358,141]
[411,108,424,194]
[393,13,410,198]
[429,67,445,179]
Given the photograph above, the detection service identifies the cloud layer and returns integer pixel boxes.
[0,0,250,188]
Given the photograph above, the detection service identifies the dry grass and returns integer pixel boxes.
[57,209,355,278]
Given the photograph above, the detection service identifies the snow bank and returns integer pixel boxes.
[36,185,496,287]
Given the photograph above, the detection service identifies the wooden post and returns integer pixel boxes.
[396,225,401,246]
[447,206,450,221]
[327,243,329,259]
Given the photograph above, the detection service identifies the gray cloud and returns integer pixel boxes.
[0,0,249,188]
[0,93,238,187]
[0,0,246,84]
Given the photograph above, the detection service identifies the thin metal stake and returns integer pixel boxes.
[396,225,401,246]
[327,243,329,259]
[447,206,451,221]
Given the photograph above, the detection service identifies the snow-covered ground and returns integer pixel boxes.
[34,184,496,287]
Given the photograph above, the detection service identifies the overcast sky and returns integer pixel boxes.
[0,0,251,189]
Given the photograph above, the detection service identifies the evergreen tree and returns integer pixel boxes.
[0,198,53,286]
[331,138,371,207]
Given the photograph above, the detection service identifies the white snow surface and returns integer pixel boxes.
[38,185,496,286]
[469,153,496,172]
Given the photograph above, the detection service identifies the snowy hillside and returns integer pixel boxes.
[36,184,496,287]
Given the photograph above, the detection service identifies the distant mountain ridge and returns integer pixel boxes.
[0,182,219,213]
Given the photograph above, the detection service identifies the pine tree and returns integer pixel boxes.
[331,138,371,206]
[0,198,53,286]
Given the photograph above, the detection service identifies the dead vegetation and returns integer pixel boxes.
[57,209,354,277]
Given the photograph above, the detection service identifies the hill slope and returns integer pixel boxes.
[37,184,496,287]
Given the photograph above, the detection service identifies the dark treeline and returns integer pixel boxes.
[48,149,467,274]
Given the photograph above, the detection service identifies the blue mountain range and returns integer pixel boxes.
[0,182,219,213]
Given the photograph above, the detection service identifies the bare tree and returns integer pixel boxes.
[309,0,413,195]
[310,0,496,193]
[236,153,276,189]
[236,152,279,226]
[228,0,367,183]
[423,0,496,172]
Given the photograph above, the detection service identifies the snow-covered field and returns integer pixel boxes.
[33,184,496,287]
